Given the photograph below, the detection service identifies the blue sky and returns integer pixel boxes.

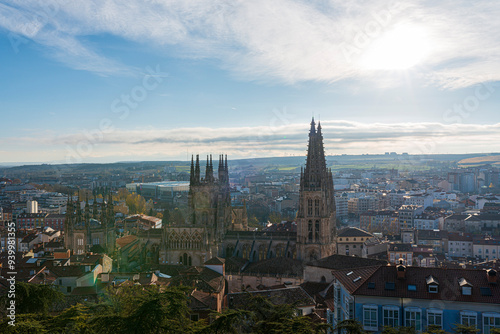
[1,0,500,163]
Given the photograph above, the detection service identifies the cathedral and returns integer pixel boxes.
[64,193,116,255]
[139,118,337,266]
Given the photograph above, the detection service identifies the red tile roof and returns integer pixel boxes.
[331,266,383,294]
[354,266,499,304]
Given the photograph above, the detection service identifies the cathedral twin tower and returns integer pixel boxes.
[185,117,337,263]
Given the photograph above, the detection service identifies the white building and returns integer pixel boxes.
[473,238,500,261]
[447,233,473,258]
[414,214,444,230]
[404,194,434,209]
[27,200,38,213]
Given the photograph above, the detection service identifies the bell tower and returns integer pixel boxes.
[296,118,337,261]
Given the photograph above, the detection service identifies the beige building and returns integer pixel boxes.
[336,227,374,257]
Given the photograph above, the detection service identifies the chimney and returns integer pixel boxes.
[486,269,497,284]
[397,258,406,280]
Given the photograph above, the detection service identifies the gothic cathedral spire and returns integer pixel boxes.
[296,117,336,261]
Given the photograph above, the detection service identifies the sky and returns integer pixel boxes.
[1,0,500,164]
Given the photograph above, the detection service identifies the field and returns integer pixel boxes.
[458,155,500,167]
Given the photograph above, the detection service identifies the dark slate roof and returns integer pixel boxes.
[225,256,248,273]
[448,232,473,242]
[337,227,373,238]
[354,266,500,304]
[243,257,304,277]
[388,243,414,252]
[158,264,189,277]
[445,214,470,220]
[228,286,315,309]
[204,257,225,265]
[307,254,387,270]
[50,265,84,278]
[300,281,333,307]
[190,290,218,311]
[45,240,64,248]
[170,266,225,293]
[416,229,448,240]
[70,254,102,265]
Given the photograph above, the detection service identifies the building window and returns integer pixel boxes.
[307,199,313,216]
[428,285,438,293]
[383,306,399,328]
[363,305,378,331]
[483,313,500,334]
[462,286,472,295]
[308,221,313,241]
[314,199,320,216]
[427,309,443,329]
[77,238,83,246]
[315,220,320,242]
[405,308,422,332]
[190,314,199,321]
[460,311,477,327]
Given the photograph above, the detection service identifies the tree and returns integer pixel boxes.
[14,282,64,315]
[198,309,250,334]
[1,314,49,334]
[334,319,366,334]
[268,212,283,225]
[453,324,480,334]
[423,325,446,334]
[117,188,131,200]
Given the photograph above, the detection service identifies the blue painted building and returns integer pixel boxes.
[328,264,499,333]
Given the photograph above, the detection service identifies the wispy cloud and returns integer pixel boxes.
[3,121,500,163]
[0,1,499,87]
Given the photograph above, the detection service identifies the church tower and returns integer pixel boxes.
[296,118,337,261]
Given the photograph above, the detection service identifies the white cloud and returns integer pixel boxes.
[0,0,499,87]
[3,120,500,163]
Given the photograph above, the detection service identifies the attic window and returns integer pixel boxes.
[368,282,375,289]
[385,282,395,291]
[408,285,417,291]
[428,285,438,293]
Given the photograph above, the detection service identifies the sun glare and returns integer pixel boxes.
[360,24,430,70]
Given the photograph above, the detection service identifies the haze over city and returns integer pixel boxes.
[1,0,500,163]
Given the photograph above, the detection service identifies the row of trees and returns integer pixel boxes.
[2,283,499,334]
[0,283,329,334]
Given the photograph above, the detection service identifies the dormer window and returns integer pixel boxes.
[426,275,439,293]
[459,278,473,295]
[428,285,438,293]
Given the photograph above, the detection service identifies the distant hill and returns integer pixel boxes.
[458,154,500,166]
[2,153,500,176]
